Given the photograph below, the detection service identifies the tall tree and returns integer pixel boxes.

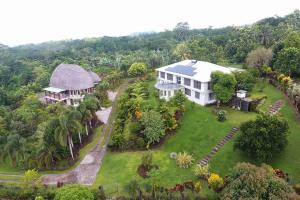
[54,110,82,160]
[211,71,237,106]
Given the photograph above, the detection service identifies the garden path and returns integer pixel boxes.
[197,99,284,166]
[267,100,283,115]
[42,82,128,185]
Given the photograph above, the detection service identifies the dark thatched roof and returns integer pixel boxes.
[49,64,100,90]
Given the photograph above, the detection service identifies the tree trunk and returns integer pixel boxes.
[71,138,74,148]
[89,120,92,128]
[68,136,74,160]
[217,100,220,108]
[78,132,82,144]
[85,124,89,136]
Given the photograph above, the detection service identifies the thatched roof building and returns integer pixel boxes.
[44,64,101,106]
[49,64,101,90]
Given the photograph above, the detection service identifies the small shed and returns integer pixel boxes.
[232,90,253,112]
[236,90,247,99]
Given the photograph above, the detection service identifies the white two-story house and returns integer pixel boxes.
[155,60,239,106]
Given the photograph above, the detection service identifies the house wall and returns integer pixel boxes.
[157,71,216,106]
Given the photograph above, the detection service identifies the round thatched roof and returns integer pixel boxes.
[88,71,102,82]
[49,64,100,90]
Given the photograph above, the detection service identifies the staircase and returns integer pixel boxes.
[198,127,239,166]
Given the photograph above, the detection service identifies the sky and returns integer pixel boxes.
[0,0,300,46]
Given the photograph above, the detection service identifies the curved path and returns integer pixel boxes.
[42,82,128,185]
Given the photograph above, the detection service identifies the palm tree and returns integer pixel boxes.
[77,103,93,136]
[0,134,26,167]
[83,96,100,128]
[37,144,61,169]
[54,109,82,160]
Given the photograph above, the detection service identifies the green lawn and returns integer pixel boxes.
[94,80,300,197]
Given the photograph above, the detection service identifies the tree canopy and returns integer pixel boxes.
[211,71,237,105]
[234,114,289,161]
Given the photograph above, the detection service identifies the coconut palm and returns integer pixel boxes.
[54,109,82,160]
[0,134,26,167]
[83,96,100,128]
[77,103,93,136]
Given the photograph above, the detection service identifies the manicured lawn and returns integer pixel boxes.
[94,80,300,197]
[93,82,256,197]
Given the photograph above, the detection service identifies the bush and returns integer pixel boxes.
[141,110,165,145]
[23,169,41,188]
[194,164,210,179]
[208,173,224,192]
[141,151,153,170]
[194,182,202,193]
[136,137,146,149]
[128,62,147,77]
[55,184,94,200]
[293,183,300,195]
[128,121,142,134]
[234,114,289,161]
[221,163,296,199]
[217,110,226,122]
[176,152,194,168]
[169,152,177,159]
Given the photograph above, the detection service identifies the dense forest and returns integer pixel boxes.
[0,10,300,169]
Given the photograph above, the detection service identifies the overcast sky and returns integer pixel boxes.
[1,0,299,46]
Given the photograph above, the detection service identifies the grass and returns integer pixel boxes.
[93,81,256,196]
[94,80,300,197]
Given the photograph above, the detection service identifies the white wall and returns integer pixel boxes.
[157,70,216,106]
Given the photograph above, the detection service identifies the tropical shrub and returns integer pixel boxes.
[176,152,194,168]
[194,164,210,179]
[234,114,289,161]
[141,151,153,170]
[170,91,187,111]
[293,183,300,195]
[128,62,147,77]
[23,169,41,188]
[141,110,165,145]
[194,182,202,193]
[221,163,296,199]
[55,184,94,200]
[217,110,226,122]
[208,173,224,192]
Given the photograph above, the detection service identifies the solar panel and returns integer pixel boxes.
[165,65,197,76]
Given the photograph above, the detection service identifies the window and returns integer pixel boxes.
[160,72,165,79]
[208,82,212,90]
[184,78,191,86]
[164,91,167,96]
[209,93,215,100]
[195,92,200,99]
[176,76,181,84]
[185,88,191,96]
[167,73,173,81]
[168,91,171,97]
[160,90,163,96]
[194,80,201,90]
